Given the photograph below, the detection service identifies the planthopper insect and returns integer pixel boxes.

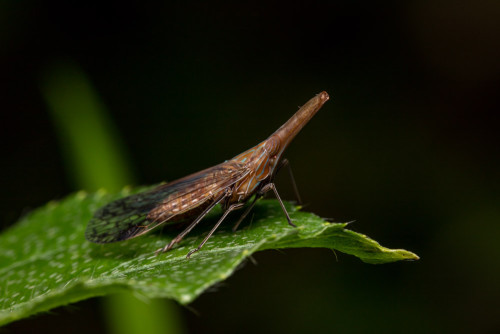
[86,91,330,258]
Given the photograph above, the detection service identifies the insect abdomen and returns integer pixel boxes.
[147,183,223,223]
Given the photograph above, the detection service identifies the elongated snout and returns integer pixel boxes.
[271,91,329,153]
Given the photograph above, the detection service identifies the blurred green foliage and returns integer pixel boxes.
[39,63,179,334]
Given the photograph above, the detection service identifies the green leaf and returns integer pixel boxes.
[0,188,418,326]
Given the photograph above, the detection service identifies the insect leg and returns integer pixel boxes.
[232,195,261,232]
[260,183,296,227]
[155,190,229,255]
[277,159,302,205]
[187,202,245,258]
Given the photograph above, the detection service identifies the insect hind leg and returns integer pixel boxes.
[277,159,302,205]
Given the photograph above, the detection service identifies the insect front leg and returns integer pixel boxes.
[259,183,296,227]
[155,190,229,255]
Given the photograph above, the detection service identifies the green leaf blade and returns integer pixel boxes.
[0,189,418,326]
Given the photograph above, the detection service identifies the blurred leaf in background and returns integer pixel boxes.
[41,61,134,192]
[39,62,182,334]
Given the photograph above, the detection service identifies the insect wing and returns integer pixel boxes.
[85,161,249,243]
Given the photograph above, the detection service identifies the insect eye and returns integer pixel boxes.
[265,136,280,156]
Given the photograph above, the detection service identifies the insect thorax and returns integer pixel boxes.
[228,138,280,203]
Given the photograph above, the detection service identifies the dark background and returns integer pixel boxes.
[2,1,499,333]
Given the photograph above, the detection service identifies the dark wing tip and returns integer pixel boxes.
[85,214,152,244]
[85,217,122,244]
[85,194,156,244]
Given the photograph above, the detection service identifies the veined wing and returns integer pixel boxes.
[85,161,249,244]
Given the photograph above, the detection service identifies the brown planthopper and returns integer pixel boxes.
[85,91,330,258]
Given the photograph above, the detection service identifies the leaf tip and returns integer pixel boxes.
[384,249,420,263]
[406,252,420,261]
